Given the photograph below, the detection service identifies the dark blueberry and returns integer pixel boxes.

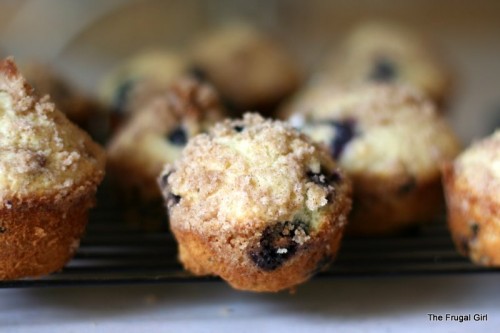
[307,167,342,187]
[249,220,309,271]
[459,236,470,256]
[369,57,397,82]
[167,126,188,146]
[328,120,357,159]
[188,66,208,81]
[397,177,417,195]
[168,193,181,206]
[470,222,480,238]
[0,225,6,234]
[112,79,135,113]
[329,170,342,184]
[307,171,327,186]
[233,125,244,133]
[158,170,181,208]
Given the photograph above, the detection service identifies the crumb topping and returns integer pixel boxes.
[161,113,344,234]
[0,58,105,202]
[291,83,461,182]
[107,77,225,199]
[454,130,499,203]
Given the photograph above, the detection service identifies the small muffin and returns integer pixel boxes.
[21,62,101,130]
[159,113,352,292]
[99,50,190,120]
[442,131,500,266]
[0,58,106,280]
[190,23,302,115]
[107,77,225,202]
[286,83,461,235]
[321,22,452,107]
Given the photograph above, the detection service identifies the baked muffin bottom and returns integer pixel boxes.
[172,195,350,292]
[443,164,500,266]
[347,176,444,236]
[0,190,97,280]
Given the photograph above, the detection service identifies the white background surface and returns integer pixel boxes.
[2,274,500,332]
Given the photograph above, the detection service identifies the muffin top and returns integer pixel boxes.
[0,58,105,203]
[191,23,301,108]
[107,77,225,199]
[452,130,499,204]
[287,83,460,187]
[322,21,451,104]
[99,50,189,113]
[160,113,351,235]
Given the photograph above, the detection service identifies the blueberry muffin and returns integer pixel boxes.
[321,22,452,107]
[190,23,302,115]
[159,113,352,292]
[442,130,499,266]
[99,50,190,121]
[21,62,102,131]
[286,83,460,235]
[0,58,106,280]
[107,77,225,203]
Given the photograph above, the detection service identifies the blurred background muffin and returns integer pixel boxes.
[99,50,191,131]
[284,83,461,235]
[317,21,453,108]
[190,23,302,116]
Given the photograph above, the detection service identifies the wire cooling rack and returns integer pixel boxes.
[1,185,497,288]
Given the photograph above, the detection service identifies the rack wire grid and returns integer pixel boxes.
[1,184,498,288]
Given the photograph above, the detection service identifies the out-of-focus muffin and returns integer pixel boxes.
[190,23,302,115]
[320,22,452,108]
[285,83,461,235]
[107,76,225,203]
[443,130,500,266]
[99,50,190,124]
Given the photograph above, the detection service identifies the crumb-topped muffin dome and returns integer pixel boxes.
[107,76,225,202]
[286,83,461,234]
[0,57,106,280]
[0,58,105,203]
[159,113,352,292]
[443,130,500,265]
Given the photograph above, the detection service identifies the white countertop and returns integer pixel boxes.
[2,273,499,332]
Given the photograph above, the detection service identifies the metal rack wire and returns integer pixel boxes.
[1,186,497,288]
